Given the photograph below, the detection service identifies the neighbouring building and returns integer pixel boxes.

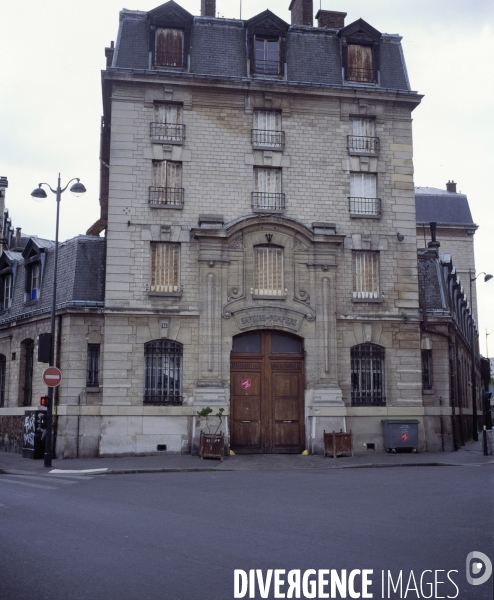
[0,1,486,458]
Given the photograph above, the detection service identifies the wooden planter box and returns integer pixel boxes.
[199,431,225,460]
[324,430,353,458]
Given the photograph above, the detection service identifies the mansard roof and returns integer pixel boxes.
[415,187,476,227]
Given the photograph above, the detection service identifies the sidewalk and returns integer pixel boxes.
[1,440,492,476]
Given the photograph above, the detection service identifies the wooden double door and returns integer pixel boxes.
[230,331,305,454]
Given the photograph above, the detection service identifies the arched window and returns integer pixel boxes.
[351,344,385,406]
[0,354,5,407]
[144,340,182,405]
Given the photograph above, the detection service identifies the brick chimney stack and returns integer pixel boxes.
[14,228,22,251]
[428,222,440,249]
[446,180,457,193]
[315,10,346,29]
[289,0,313,26]
[201,0,216,17]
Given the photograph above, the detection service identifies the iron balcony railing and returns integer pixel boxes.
[253,59,282,75]
[347,67,374,82]
[349,197,381,217]
[251,129,285,149]
[252,192,285,212]
[154,52,184,68]
[347,135,380,155]
[351,392,386,406]
[150,123,186,142]
[149,187,184,208]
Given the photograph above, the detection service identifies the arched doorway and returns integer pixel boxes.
[230,331,305,454]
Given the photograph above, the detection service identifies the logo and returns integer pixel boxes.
[241,379,252,390]
[401,432,409,442]
[466,551,492,586]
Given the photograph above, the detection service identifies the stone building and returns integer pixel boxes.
[0,0,485,458]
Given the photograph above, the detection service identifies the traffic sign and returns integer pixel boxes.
[43,367,62,387]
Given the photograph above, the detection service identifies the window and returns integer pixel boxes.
[151,104,184,143]
[252,110,284,148]
[25,263,40,302]
[353,251,379,299]
[0,355,5,407]
[149,161,183,207]
[154,28,184,67]
[351,344,385,405]
[253,246,284,297]
[347,44,373,82]
[87,344,100,388]
[21,339,34,407]
[349,173,380,216]
[0,274,12,310]
[144,340,182,405]
[252,167,284,211]
[150,243,180,294]
[348,118,379,154]
[422,350,433,391]
[254,37,280,75]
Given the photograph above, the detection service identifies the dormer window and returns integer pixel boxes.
[254,38,280,75]
[155,28,184,67]
[246,10,289,79]
[347,44,373,82]
[26,263,40,302]
[1,275,12,310]
[339,19,381,85]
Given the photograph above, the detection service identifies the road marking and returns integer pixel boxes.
[0,478,57,490]
[3,474,77,485]
[49,468,108,474]
[46,474,94,481]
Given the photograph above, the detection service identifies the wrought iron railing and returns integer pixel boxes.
[251,129,285,148]
[154,52,184,68]
[253,59,282,75]
[252,192,285,212]
[347,67,374,82]
[349,197,381,217]
[150,123,185,142]
[347,135,380,154]
[149,187,184,208]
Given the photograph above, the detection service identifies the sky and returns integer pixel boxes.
[1,0,493,354]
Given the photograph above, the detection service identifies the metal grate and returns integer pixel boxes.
[150,123,185,142]
[87,344,100,387]
[349,197,381,216]
[347,135,380,154]
[422,350,433,390]
[149,187,184,208]
[251,129,285,148]
[251,192,285,212]
[351,344,385,406]
[144,340,183,405]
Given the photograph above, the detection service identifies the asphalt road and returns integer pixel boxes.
[1,466,493,600]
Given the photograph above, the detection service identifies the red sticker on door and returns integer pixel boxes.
[401,432,409,442]
[241,379,252,390]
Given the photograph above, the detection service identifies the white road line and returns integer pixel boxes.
[3,474,77,485]
[49,468,108,474]
[46,474,94,481]
[0,478,57,490]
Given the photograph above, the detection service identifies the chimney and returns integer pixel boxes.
[428,222,440,250]
[446,180,457,193]
[315,10,346,29]
[105,41,115,68]
[289,0,313,26]
[15,228,22,251]
[201,0,216,17]
[0,177,7,230]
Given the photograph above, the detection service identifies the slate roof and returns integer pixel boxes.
[112,5,413,92]
[415,187,476,226]
[0,236,106,325]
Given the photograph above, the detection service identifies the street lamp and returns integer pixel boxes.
[468,270,493,441]
[31,174,86,467]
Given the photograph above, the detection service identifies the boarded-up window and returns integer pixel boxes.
[150,161,183,206]
[353,251,379,299]
[155,28,184,67]
[347,44,373,82]
[349,173,378,215]
[153,104,184,141]
[254,246,284,296]
[254,38,280,74]
[150,243,180,293]
[253,110,283,147]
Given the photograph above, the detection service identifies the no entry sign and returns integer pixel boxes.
[43,367,62,388]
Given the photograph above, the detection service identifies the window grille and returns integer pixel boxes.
[155,28,184,67]
[0,355,5,407]
[144,340,183,405]
[23,341,34,407]
[254,246,284,297]
[347,44,373,82]
[150,161,183,207]
[254,38,281,74]
[422,350,433,390]
[87,344,100,387]
[252,110,284,148]
[150,243,180,293]
[151,104,185,142]
[351,344,385,405]
[353,251,379,299]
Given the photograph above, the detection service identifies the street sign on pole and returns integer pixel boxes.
[42,367,62,388]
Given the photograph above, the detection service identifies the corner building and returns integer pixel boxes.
[94,0,429,456]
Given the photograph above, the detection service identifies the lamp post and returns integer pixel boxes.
[468,270,493,442]
[486,329,494,359]
[31,174,86,467]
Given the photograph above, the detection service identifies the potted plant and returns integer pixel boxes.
[197,407,225,460]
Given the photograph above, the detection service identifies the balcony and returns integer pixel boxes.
[347,135,380,155]
[251,129,285,150]
[252,192,285,213]
[149,187,184,209]
[349,197,381,218]
[150,123,185,144]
